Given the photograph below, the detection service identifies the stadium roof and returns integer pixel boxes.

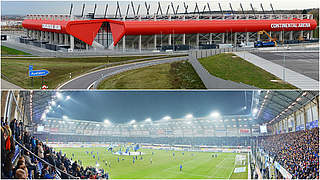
[255,91,319,124]
[32,91,255,124]
[31,91,318,127]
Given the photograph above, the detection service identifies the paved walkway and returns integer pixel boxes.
[1,79,23,90]
[188,56,256,89]
[234,52,319,90]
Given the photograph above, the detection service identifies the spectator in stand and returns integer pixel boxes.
[37,142,44,159]
[258,127,319,179]
[15,169,27,179]
[23,151,38,179]
[2,125,15,178]
[40,164,55,179]
[9,119,16,138]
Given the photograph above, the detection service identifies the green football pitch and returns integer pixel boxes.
[54,147,248,179]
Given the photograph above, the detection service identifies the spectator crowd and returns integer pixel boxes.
[258,127,319,179]
[1,118,109,179]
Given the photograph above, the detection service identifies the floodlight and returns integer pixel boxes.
[66,96,71,100]
[51,100,56,106]
[163,116,171,120]
[62,115,68,120]
[252,108,258,114]
[104,119,111,126]
[129,120,136,124]
[56,92,63,99]
[145,118,152,122]
[185,114,193,119]
[210,112,220,118]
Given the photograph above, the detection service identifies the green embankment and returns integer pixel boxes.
[97,61,205,89]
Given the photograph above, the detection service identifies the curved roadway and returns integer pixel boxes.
[58,56,187,89]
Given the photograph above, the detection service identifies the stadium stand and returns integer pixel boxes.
[257,127,319,179]
[1,119,108,179]
[35,134,251,146]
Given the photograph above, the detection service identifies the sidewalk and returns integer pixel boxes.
[188,56,256,89]
[234,52,319,90]
[1,79,23,90]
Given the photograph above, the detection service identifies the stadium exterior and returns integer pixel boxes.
[21,12,317,52]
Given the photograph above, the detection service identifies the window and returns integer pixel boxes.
[311,103,318,121]
[306,106,313,122]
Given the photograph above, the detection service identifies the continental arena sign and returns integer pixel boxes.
[271,23,311,28]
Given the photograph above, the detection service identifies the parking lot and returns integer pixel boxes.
[252,50,319,81]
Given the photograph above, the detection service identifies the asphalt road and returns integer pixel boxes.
[58,57,187,89]
[252,50,319,81]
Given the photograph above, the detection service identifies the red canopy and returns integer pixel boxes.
[23,18,317,46]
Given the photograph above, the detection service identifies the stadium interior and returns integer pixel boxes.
[1,90,319,179]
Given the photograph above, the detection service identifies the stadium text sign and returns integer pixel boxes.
[42,24,61,30]
[271,23,311,29]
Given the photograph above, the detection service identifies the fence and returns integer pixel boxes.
[189,47,247,59]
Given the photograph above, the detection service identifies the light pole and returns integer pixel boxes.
[282,51,286,81]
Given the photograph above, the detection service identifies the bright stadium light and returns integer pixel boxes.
[56,92,63,99]
[145,118,152,122]
[62,115,68,120]
[185,114,193,119]
[210,112,220,118]
[66,96,71,100]
[163,116,171,120]
[252,108,258,114]
[41,113,46,120]
[129,120,136,124]
[51,100,56,106]
[104,119,111,126]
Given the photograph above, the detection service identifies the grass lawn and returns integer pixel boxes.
[53,147,247,179]
[1,45,31,56]
[97,61,205,89]
[1,55,175,89]
[198,53,297,89]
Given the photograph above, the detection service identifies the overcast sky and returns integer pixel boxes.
[1,0,318,15]
[44,91,253,123]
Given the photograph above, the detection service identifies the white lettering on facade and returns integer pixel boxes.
[42,24,61,30]
[271,23,310,29]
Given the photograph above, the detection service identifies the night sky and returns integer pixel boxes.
[46,91,254,123]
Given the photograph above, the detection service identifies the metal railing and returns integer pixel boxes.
[13,139,77,179]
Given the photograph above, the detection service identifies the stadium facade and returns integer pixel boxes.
[21,12,317,51]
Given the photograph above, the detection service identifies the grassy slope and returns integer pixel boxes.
[1,45,31,55]
[198,53,297,89]
[1,56,170,89]
[54,147,247,179]
[97,61,205,89]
